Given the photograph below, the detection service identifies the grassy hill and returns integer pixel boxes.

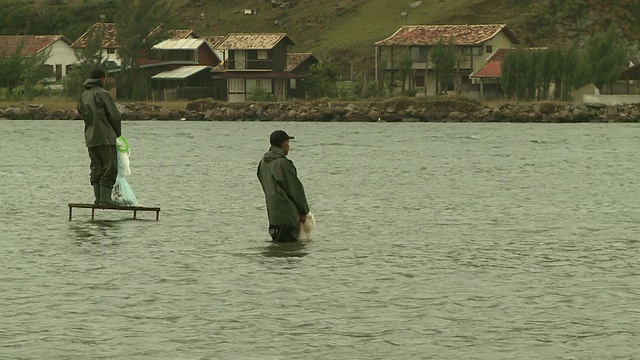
[173,0,535,63]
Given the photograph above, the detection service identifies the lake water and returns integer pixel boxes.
[1,120,639,359]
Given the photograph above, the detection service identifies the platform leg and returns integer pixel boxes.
[133,210,137,219]
[68,206,72,221]
[155,211,159,221]
[91,208,95,221]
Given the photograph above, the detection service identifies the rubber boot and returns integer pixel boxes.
[99,186,119,207]
[92,183,100,205]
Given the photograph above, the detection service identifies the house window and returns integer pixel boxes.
[410,47,427,62]
[256,79,271,91]
[257,50,268,60]
[485,45,493,54]
[107,48,116,54]
[290,79,296,89]
[229,79,245,94]
[462,46,483,56]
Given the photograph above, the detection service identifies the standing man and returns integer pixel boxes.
[77,68,121,206]
[257,130,310,242]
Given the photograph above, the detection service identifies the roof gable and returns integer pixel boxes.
[215,33,295,50]
[286,53,318,72]
[169,29,200,39]
[71,22,119,49]
[375,24,520,47]
[0,35,70,56]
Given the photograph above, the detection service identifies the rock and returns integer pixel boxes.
[346,113,372,122]
[344,103,357,112]
[367,110,381,121]
[584,102,607,109]
[5,107,26,119]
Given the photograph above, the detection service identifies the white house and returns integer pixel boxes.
[0,35,76,80]
[71,22,122,67]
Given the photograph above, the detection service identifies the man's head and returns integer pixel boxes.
[270,130,295,155]
[90,68,106,85]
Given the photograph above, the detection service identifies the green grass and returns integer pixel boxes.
[170,0,533,63]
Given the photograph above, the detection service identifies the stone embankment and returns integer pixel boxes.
[1,97,640,122]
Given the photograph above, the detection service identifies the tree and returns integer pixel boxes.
[0,44,26,96]
[430,37,456,95]
[559,45,589,100]
[500,46,536,100]
[64,30,108,98]
[115,0,175,100]
[586,24,628,92]
[304,61,340,99]
[0,40,50,98]
[20,50,52,98]
[397,55,414,92]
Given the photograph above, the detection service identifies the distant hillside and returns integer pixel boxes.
[0,0,535,65]
[170,0,537,65]
[0,0,638,71]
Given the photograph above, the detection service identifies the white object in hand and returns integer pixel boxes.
[298,212,316,241]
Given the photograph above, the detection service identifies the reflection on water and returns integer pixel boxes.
[261,241,309,258]
[69,220,121,245]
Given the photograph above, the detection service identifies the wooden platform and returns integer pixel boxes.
[68,203,161,221]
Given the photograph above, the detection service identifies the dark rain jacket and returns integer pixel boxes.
[77,78,121,147]
[257,146,309,228]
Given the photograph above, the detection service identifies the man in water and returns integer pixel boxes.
[77,68,121,206]
[257,130,310,242]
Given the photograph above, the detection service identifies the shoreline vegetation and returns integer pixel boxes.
[1,96,639,123]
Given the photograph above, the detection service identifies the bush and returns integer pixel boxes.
[247,87,276,102]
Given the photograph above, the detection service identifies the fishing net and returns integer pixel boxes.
[112,136,139,206]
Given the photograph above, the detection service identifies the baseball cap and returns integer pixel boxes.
[270,130,295,146]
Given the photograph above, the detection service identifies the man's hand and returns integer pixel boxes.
[300,213,307,224]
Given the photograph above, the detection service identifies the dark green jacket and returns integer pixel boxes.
[77,78,121,147]
[257,146,309,227]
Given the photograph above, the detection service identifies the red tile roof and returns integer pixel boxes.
[486,48,510,62]
[215,33,295,50]
[0,35,70,56]
[470,61,503,78]
[375,24,519,46]
[72,23,195,49]
[470,47,545,79]
[71,22,119,49]
[286,53,318,72]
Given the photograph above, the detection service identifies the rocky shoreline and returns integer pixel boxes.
[1,97,640,123]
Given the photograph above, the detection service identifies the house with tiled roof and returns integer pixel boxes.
[71,23,201,67]
[212,33,308,102]
[70,22,121,66]
[0,35,76,80]
[374,24,520,97]
[286,53,318,99]
[468,48,510,101]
